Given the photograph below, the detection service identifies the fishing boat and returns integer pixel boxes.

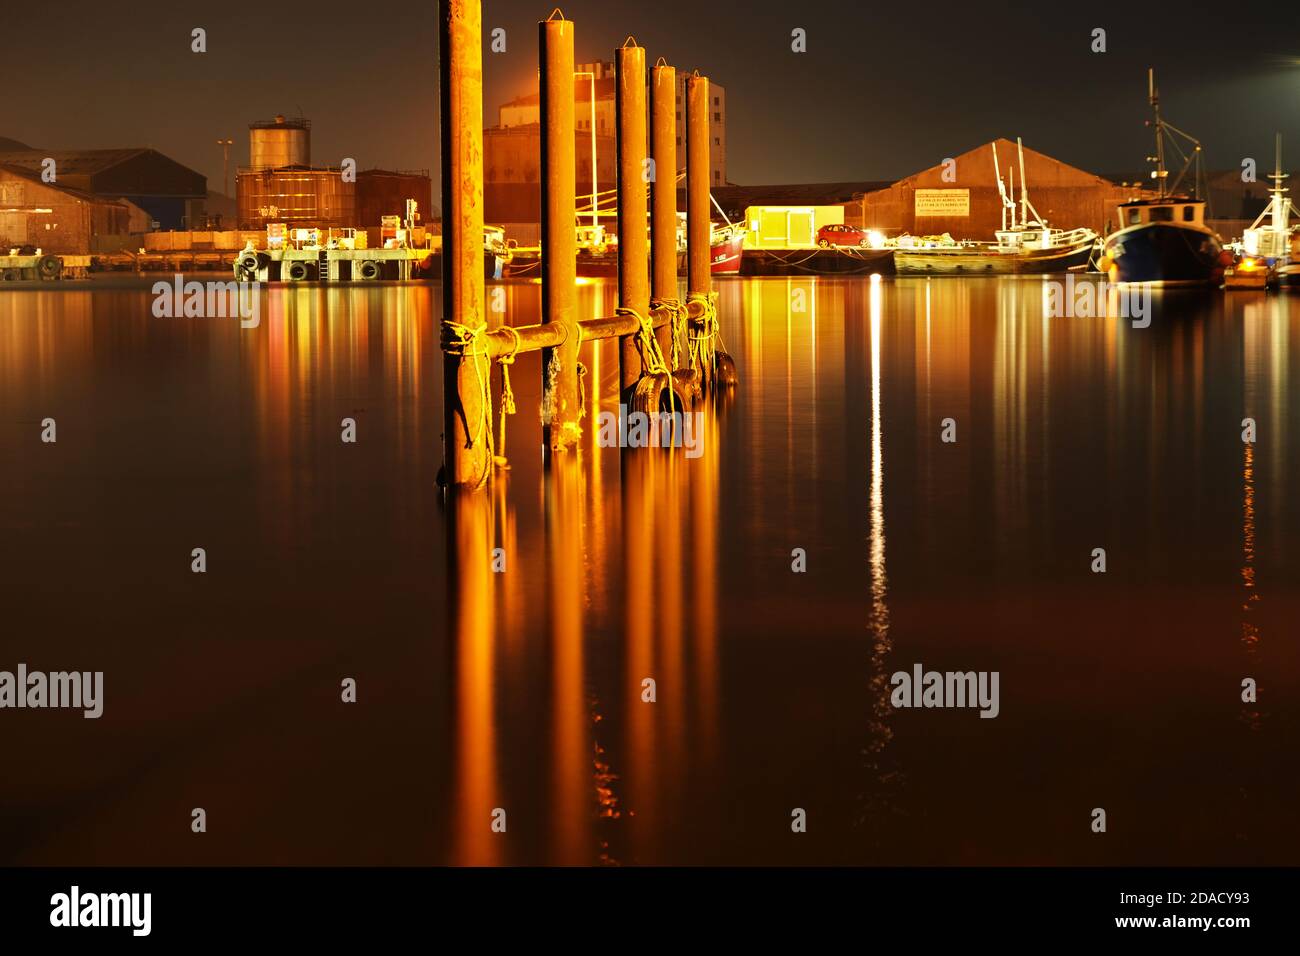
[892,139,1098,275]
[1099,70,1223,285]
[1230,134,1300,290]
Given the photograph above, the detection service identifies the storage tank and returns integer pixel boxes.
[248,115,311,169]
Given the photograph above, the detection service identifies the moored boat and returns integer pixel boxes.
[1227,134,1299,290]
[892,139,1098,276]
[1099,70,1223,286]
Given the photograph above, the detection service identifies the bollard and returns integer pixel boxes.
[686,72,714,390]
[616,40,648,397]
[439,0,490,490]
[650,60,677,365]
[540,12,580,453]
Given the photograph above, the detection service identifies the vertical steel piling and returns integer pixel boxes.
[439,0,490,490]
[616,41,649,396]
[540,12,581,452]
[651,61,677,364]
[686,73,714,388]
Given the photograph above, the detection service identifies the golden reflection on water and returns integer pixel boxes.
[3,276,1296,865]
[862,275,899,827]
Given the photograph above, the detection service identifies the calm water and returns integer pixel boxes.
[2,276,1297,865]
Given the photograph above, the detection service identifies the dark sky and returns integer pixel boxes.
[4,0,1298,199]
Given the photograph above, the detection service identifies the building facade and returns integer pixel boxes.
[850,139,1141,240]
[0,164,131,254]
[486,59,727,228]
[235,116,430,231]
[0,148,206,230]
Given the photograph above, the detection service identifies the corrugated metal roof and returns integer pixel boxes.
[0,163,123,204]
[0,148,154,175]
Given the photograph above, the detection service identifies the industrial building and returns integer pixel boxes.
[847,139,1140,240]
[486,59,727,229]
[235,115,431,231]
[0,163,135,255]
[0,146,206,230]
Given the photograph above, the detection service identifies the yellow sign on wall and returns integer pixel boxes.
[915,189,970,217]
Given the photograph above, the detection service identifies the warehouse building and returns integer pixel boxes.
[847,139,1141,240]
[0,146,206,230]
[0,163,134,254]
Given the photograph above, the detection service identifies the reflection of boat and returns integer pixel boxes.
[892,139,1098,275]
[1099,70,1223,285]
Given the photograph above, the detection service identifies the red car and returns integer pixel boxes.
[817,223,870,247]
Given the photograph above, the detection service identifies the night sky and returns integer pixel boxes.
[4,0,1298,203]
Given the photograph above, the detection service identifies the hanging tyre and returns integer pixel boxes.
[286,260,313,281]
[235,253,260,281]
[357,259,382,281]
[37,255,62,280]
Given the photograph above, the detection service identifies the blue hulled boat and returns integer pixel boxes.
[1101,70,1224,286]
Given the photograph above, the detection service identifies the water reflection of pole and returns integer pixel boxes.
[547,457,590,863]
[448,492,500,865]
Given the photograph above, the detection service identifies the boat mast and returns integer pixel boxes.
[1017,136,1029,226]
[1008,165,1016,229]
[993,142,1008,231]
[1149,67,1167,199]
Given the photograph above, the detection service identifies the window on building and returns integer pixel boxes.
[714,137,720,146]
[714,112,721,122]
[713,96,719,105]
[713,171,720,183]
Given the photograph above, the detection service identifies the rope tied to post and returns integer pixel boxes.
[494,325,523,468]
[617,306,670,378]
[441,320,492,454]
[650,296,686,371]
[618,305,679,436]
[686,291,720,372]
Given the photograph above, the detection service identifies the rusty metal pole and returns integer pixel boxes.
[686,72,713,389]
[650,61,677,364]
[616,41,648,397]
[540,12,580,453]
[440,0,490,490]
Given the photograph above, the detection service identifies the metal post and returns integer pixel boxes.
[439,0,490,490]
[541,12,580,453]
[616,41,648,396]
[651,61,677,363]
[686,72,713,385]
